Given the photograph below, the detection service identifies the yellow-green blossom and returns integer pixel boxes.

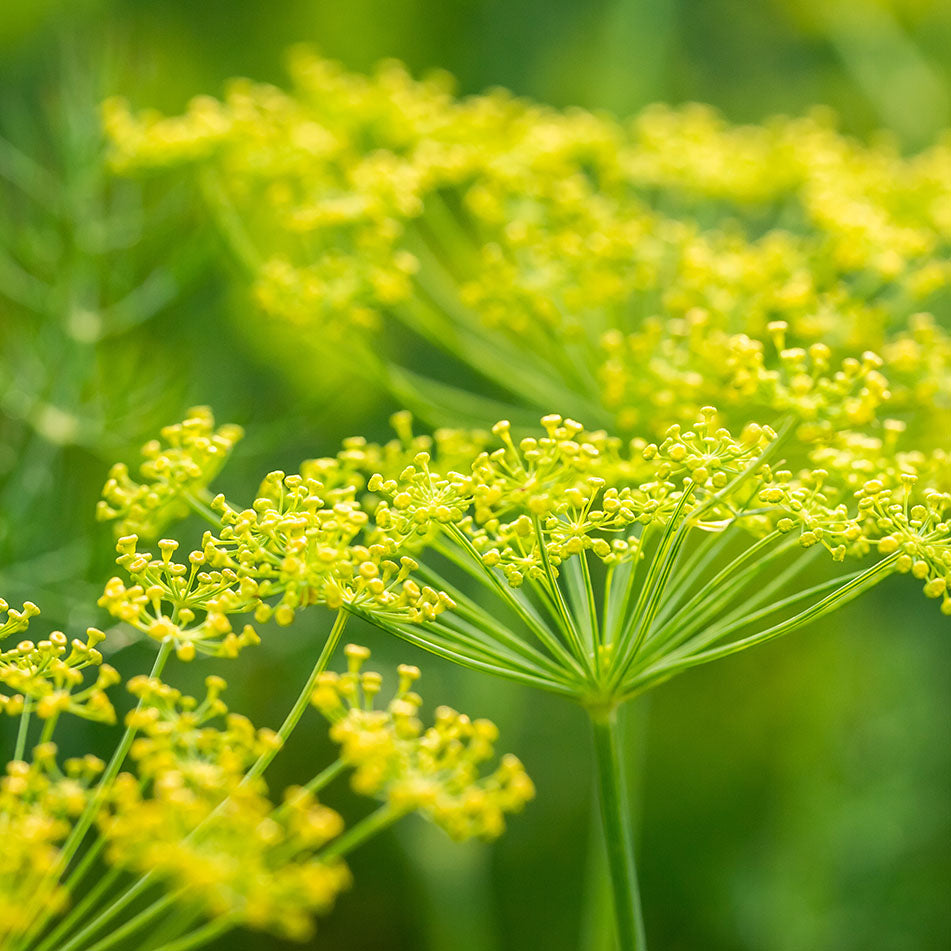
[97,406,243,539]
[1,598,117,722]
[0,744,104,945]
[312,644,534,840]
[97,412,459,656]
[100,676,350,941]
[102,52,951,446]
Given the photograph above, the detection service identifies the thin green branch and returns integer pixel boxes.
[609,491,694,687]
[670,566,867,662]
[319,803,406,862]
[532,514,591,672]
[641,531,789,656]
[14,696,32,761]
[628,555,898,694]
[635,539,809,668]
[414,560,569,678]
[242,608,347,783]
[31,860,119,951]
[442,526,587,679]
[347,606,580,697]
[81,892,179,951]
[150,916,237,951]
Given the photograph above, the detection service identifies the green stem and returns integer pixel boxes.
[70,640,174,849]
[32,845,115,951]
[50,879,163,951]
[181,492,224,529]
[14,640,173,951]
[199,169,262,271]
[590,710,647,951]
[532,514,590,673]
[415,559,573,679]
[578,553,600,657]
[627,555,898,695]
[82,892,179,951]
[302,756,348,795]
[350,608,578,697]
[272,759,349,822]
[150,916,236,951]
[14,696,32,761]
[38,711,59,745]
[243,609,347,783]
[320,803,406,862]
[139,907,204,951]
[51,615,348,950]
[443,526,586,679]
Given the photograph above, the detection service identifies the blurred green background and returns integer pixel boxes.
[1,1,950,949]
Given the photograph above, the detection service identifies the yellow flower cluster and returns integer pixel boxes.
[102,51,951,449]
[307,409,949,705]
[0,744,104,945]
[100,676,350,941]
[370,411,780,583]
[863,481,951,612]
[317,410,491,492]
[107,403,951,709]
[98,534,262,661]
[1,598,117,722]
[97,412,458,657]
[601,321,892,443]
[98,406,243,539]
[312,644,534,840]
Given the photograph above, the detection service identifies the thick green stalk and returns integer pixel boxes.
[590,710,647,951]
[243,608,347,783]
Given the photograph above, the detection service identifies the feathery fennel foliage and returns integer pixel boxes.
[102,48,951,442]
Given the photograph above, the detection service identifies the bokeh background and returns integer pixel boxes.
[1,1,950,949]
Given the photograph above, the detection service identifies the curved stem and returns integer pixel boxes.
[590,709,647,951]
[242,609,347,783]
